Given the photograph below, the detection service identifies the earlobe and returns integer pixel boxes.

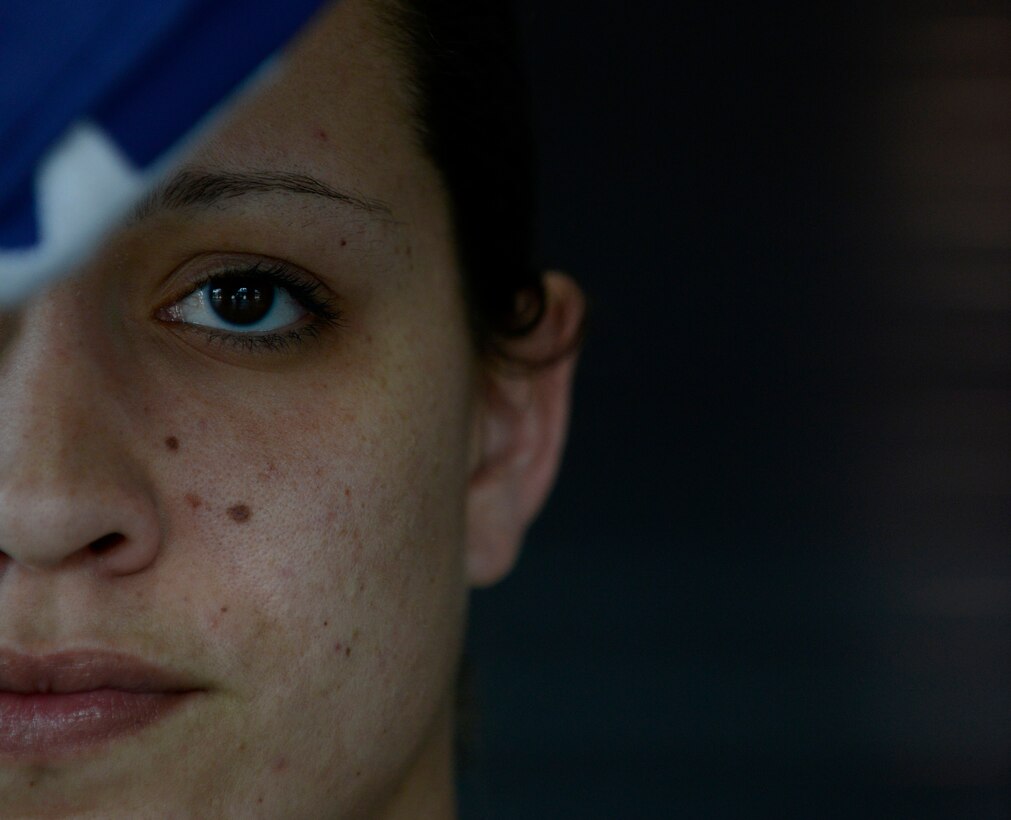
[465,272,585,587]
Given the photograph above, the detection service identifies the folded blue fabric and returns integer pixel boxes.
[0,0,328,301]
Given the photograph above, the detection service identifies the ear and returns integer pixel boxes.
[465,272,585,588]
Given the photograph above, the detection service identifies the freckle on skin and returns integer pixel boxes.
[334,642,342,653]
[340,238,347,247]
[165,436,180,451]
[185,493,203,509]
[227,504,252,523]
[272,757,288,773]
[345,646,351,657]
[220,606,229,614]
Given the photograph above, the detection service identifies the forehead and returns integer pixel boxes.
[186,0,417,205]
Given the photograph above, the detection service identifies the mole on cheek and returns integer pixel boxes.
[165,436,180,452]
[227,504,252,523]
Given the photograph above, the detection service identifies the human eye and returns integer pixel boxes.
[156,259,342,353]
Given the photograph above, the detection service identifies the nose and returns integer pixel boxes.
[0,299,162,577]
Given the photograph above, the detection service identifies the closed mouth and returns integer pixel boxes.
[0,649,204,760]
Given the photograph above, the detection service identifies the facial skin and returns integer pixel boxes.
[0,1,582,818]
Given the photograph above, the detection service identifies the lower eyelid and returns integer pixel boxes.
[159,298,339,356]
[201,325,325,353]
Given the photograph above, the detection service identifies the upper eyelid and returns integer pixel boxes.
[158,257,319,309]
[169,258,292,292]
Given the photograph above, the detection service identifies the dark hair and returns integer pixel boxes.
[376,0,551,364]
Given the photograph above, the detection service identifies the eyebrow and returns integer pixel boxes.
[131,169,394,222]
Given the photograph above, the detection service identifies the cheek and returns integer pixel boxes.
[133,355,471,782]
[152,393,464,616]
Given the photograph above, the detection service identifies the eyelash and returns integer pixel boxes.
[166,261,343,353]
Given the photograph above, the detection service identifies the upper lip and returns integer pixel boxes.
[0,649,200,694]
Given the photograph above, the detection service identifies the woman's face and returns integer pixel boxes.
[0,2,495,816]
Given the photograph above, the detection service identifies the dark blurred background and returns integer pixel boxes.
[462,2,1010,818]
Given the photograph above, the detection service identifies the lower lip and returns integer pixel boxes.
[0,690,193,759]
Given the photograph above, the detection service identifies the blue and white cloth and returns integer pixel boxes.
[0,0,328,305]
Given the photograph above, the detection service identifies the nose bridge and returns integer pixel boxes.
[1,294,109,483]
[0,293,161,575]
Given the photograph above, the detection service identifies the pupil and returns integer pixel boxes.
[209,278,274,326]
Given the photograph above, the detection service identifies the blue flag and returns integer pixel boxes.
[0,0,329,304]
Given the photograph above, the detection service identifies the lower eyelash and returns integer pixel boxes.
[202,322,334,353]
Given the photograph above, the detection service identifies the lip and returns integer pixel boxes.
[0,650,203,761]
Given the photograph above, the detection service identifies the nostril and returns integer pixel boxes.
[89,532,126,554]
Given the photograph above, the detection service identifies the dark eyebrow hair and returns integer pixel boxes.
[132,169,394,221]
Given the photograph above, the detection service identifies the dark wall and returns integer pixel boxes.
[463,3,1010,818]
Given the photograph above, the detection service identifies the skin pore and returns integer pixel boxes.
[0,1,583,818]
